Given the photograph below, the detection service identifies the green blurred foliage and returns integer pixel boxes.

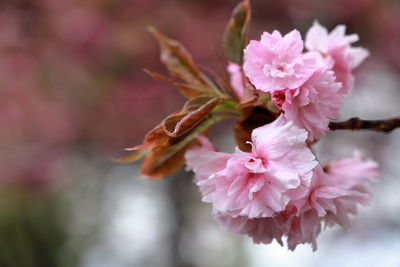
[0,191,78,267]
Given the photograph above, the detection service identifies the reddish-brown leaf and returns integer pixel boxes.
[174,83,205,98]
[148,26,212,87]
[121,97,230,179]
[123,124,187,178]
[144,69,176,84]
[162,113,187,135]
[145,69,208,99]
[162,97,222,137]
[182,96,216,111]
[127,125,170,151]
[141,141,196,178]
[234,106,276,151]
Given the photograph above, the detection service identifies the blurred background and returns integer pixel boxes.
[1,0,400,266]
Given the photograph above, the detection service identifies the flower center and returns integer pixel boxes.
[245,157,267,173]
[272,90,286,108]
[263,59,295,78]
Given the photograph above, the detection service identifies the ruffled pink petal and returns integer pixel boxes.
[305,21,369,95]
[305,21,329,53]
[322,152,379,189]
[186,115,318,219]
[215,213,284,245]
[309,158,378,227]
[275,66,342,141]
[244,30,317,93]
[251,115,317,175]
[280,29,304,59]
[286,210,321,251]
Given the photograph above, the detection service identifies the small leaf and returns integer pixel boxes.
[141,125,170,148]
[141,141,195,178]
[162,97,222,137]
[145,69,208,99]
[140,112,230,179]
[144,69,176,84]
[120,97,238,179]
[223,0,251,64]
[183,95,215,111]
[125,124,188,178]
[162,113,187,135]
[112,150,147,163]
[148,26,215,89]
[174,83,205,98]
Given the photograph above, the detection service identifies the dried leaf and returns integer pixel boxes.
[223,0,251,64]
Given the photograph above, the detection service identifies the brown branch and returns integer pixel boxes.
[329,117,400,133]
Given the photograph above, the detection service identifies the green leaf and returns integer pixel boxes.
[223,0,251,64]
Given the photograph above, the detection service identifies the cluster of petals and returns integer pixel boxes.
[191,22,376,250]
[271,68,342,141]
[186,115,317,218]
[242,22,368,141]
[305,21,369,95]
[185,117,378,250]
[243,30,316,93]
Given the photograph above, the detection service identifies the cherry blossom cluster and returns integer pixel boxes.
[185,22,378,250]
[231,22,369,141]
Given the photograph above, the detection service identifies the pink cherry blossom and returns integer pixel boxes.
[185,115,317,218]
[305,21,369,94]
[289,156,377,248]
[215,204,322,251]
[272,66,342,141]
[210,153,378,251]
[311,154,379,227]
[243,30,317,92]
[185,135,230,203]
[322,152,379,189]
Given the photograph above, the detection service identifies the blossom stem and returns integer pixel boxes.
[329,117,400,133]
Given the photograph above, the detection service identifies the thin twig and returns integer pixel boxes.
[329,117,400,133]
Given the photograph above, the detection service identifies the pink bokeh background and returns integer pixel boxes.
[0,0,400,266]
